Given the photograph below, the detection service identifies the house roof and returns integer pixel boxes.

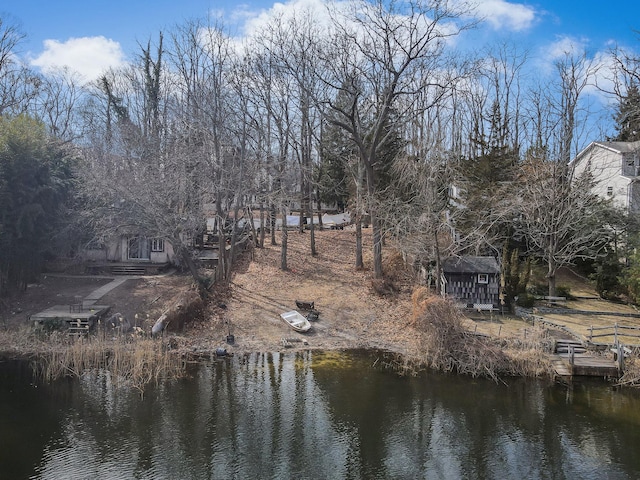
[572,140,640,165]
[442,256,500,274]
[593,140,640,154]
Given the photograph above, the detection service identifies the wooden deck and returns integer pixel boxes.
[551,353,620,378]
[31,304,111,332]
[551,339,620,378]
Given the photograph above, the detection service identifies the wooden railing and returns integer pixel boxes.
[588,323,640,345]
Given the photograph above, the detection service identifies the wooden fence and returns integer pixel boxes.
[588,323,640,346]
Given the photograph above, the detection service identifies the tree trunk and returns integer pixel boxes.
[280,209,288,271]
[270,203,277,246]
[371,217,383,278]
[216,218,226,283]
[434,229,442,292]
[247,207,259,248]
[224,205,241,283]
[310,197,317,256]
[259,202,265,248]
[355,216,363,269]
[177,246,208,297]
[547,259,557,297]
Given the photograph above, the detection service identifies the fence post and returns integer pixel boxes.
[569,344,574,372]
[616,339,624,372]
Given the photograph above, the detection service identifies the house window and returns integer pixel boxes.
[150,238,165,252]
[607,186,613,196]
[478,274,489,284]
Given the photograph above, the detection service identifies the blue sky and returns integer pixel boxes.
[2,0,640,82]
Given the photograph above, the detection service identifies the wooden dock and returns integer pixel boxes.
[31,304,111,332]
[551,339,620,379]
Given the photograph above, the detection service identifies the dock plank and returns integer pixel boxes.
[551,353,619,378]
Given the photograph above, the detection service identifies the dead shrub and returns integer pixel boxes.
[370,277,400,297]
[410,294,553,381]
[382,250,411,283]
[617,357,640,387]
[164,289,205,332]
[411,286,440,325]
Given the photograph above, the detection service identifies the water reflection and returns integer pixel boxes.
[1,351,640,479]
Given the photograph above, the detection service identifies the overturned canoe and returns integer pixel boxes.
[280,310,312,333]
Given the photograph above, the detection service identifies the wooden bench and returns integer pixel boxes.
[610,346,632,361]
[295,300,315,311]
[543,296,567,305]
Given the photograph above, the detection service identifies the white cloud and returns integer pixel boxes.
[533,36,589,76]
[30,36,127,81]
[546,36,589,60]
[236,0,333,39]
[474,0,537,32]
[533,36,619,106]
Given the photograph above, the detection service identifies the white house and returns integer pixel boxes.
[82,235,175,274]
[571,140,640,213]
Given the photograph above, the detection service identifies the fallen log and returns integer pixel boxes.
[151,310,170,336]
[151,290,203,336]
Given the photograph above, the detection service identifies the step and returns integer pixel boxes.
[111,266,147,275]
[556,347,587,354]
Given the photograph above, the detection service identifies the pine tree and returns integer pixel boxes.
[612,82,640,142]
[0,115,75,295]
[317,119,353,212]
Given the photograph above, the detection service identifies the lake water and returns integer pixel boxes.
[2,350,640,479]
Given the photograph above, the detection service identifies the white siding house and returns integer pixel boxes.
[571,140,640,213]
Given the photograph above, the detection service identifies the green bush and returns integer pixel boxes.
[516,293,536,308]
[555,285,572,299]
[526,284,547,296]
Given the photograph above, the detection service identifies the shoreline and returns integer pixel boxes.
[1,229,637,388]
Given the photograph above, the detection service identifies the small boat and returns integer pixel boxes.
[280,310,312,333]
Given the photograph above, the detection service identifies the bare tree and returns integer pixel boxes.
[514,159,613,296]
[32,67,84,141]
[0,16,42,116]
[318,0,473,277]
[384,150,458,289]
[77,34,215,290]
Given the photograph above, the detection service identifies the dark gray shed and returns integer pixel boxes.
[441,256,500,310]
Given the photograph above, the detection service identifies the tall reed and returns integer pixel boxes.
[35,334,187,394]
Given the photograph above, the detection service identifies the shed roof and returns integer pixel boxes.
[442,256,500,274]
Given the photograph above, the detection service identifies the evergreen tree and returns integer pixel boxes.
[458,100,520,254]
[0,115,75,295]
[612,82,640,142]
[317,119,353,212]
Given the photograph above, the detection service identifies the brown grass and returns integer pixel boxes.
[20,332,188,395]
[617,357,640,387]
[402,290,554,381]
